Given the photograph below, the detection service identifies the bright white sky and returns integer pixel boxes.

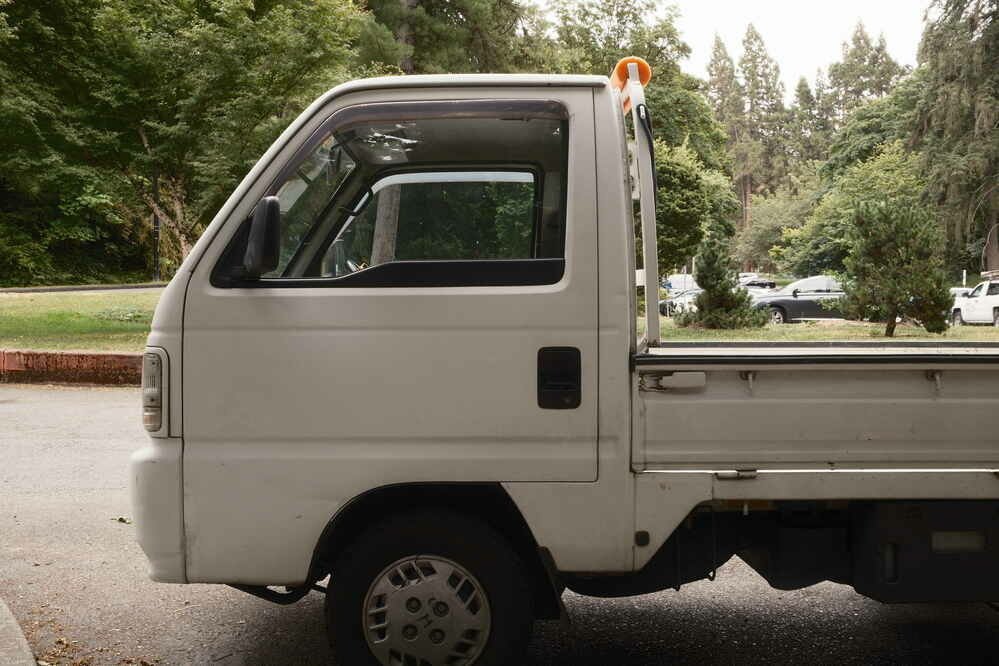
[671,0,927,99]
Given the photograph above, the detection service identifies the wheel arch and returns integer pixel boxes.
[307,482,563,619]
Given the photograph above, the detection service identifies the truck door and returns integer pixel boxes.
[179,92,599,582]
[965,283,986,321]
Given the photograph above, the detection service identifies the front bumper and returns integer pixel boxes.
[129,437,186,582]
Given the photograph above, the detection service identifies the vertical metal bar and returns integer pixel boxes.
[152,172,161,282]
[627,62,660,347]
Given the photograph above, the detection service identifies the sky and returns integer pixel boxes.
[670,0,928,99]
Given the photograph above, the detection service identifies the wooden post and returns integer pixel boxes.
[370,185,401,265]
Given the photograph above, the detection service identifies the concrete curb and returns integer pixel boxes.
[0,349,141,386]
[0,282,165,294]
[0,599,34,666]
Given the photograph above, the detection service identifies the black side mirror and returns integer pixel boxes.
[243,196,281,278]
[792,288,800,298]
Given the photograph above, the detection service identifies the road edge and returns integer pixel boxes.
[0,349,141,386]
[0,599,34,666]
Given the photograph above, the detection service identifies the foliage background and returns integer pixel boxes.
[0,0,995,289]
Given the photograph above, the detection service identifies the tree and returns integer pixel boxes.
[675,174,765,329]
[360,0,528,74]
[823,70,925,179]
[775,141,924,277]
[549,0,689,79]
[732,25,786,226]
[0,0,147,285]
[705,35,743,145]
[913,0,999,258]
[840,201,951,336]
[0,0,364,284]
[734,165,821,271]
[651,141,712,272]
[828,22,907,121]
[679,217,766,329]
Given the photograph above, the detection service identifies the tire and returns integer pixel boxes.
[326,509,534,666]
[952,309,965,326]
[994,309,998,328]
[660,303,668,317]
[769,307,786,325]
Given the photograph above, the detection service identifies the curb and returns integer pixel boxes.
[0,282,165,294]
[0,349,141,386]
[0,599,34,666]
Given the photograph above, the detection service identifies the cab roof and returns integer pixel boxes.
[330,74,609,95]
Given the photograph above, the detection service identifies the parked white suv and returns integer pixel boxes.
[952,280,999,326]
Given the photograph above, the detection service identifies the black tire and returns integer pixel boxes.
[952,309,965,326]
[660,303,668,317]
[993,309,998,328]
[769,307,786,325]
[326,509,534,666]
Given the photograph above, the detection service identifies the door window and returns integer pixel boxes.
[214,100,569,288]
[988,283,999,296]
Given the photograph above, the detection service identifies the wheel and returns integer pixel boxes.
[326,509,533,666]
[769,307,786,324]
[660,303,668,317]
[993,310,998,327]
[952,309,964,326]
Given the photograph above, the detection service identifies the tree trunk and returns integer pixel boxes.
[370,185,401,265]
[398,0,420,74]
[884,309,898,337]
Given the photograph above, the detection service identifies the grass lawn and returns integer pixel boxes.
[3,289,998,352]
[645,317,999,343]
[0,290,161,352]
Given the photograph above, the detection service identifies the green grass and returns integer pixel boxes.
[3,289,998,353]
[650,317,999,342]
[0,290,160,352]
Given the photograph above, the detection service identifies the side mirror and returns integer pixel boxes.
[243,196,281,279]
[792,288,800,298]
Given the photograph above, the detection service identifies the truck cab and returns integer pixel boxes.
[132,62,999,665]
[952,278,999,326]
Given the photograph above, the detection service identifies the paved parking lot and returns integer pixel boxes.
[2,384,998,665]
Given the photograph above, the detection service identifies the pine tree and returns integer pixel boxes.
[678,215,767,329]
[361,0,528,74]
[705,35,744,144]
[828,22,907,121]
[736,25,787,220]
[841,201,951,337]
[914,0,999,257]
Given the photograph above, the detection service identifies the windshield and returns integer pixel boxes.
[779,276,840,294]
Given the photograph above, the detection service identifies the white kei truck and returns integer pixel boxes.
[131,59,999,665]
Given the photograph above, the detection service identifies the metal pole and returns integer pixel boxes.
[152,173,160,282]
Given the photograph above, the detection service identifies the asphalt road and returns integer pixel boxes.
[2,384,998,665]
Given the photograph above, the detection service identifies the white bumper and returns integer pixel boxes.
[129,437,186,582]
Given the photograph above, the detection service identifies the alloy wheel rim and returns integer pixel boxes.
[363,555,491,666]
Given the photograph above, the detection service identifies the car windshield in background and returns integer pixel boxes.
[777,276,841,295]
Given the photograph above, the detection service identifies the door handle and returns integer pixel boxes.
[538,347,581,409]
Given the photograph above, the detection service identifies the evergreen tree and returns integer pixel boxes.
[705,35,744,145]
[840,201,951,337]
[914,0,999,258]
[828,22,907,121]
[735,25,786,222]
[678,214,766,329]
[360,0,528,74]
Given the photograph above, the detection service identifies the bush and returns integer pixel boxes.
[677,218,767,329]
[839,201,951,336]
